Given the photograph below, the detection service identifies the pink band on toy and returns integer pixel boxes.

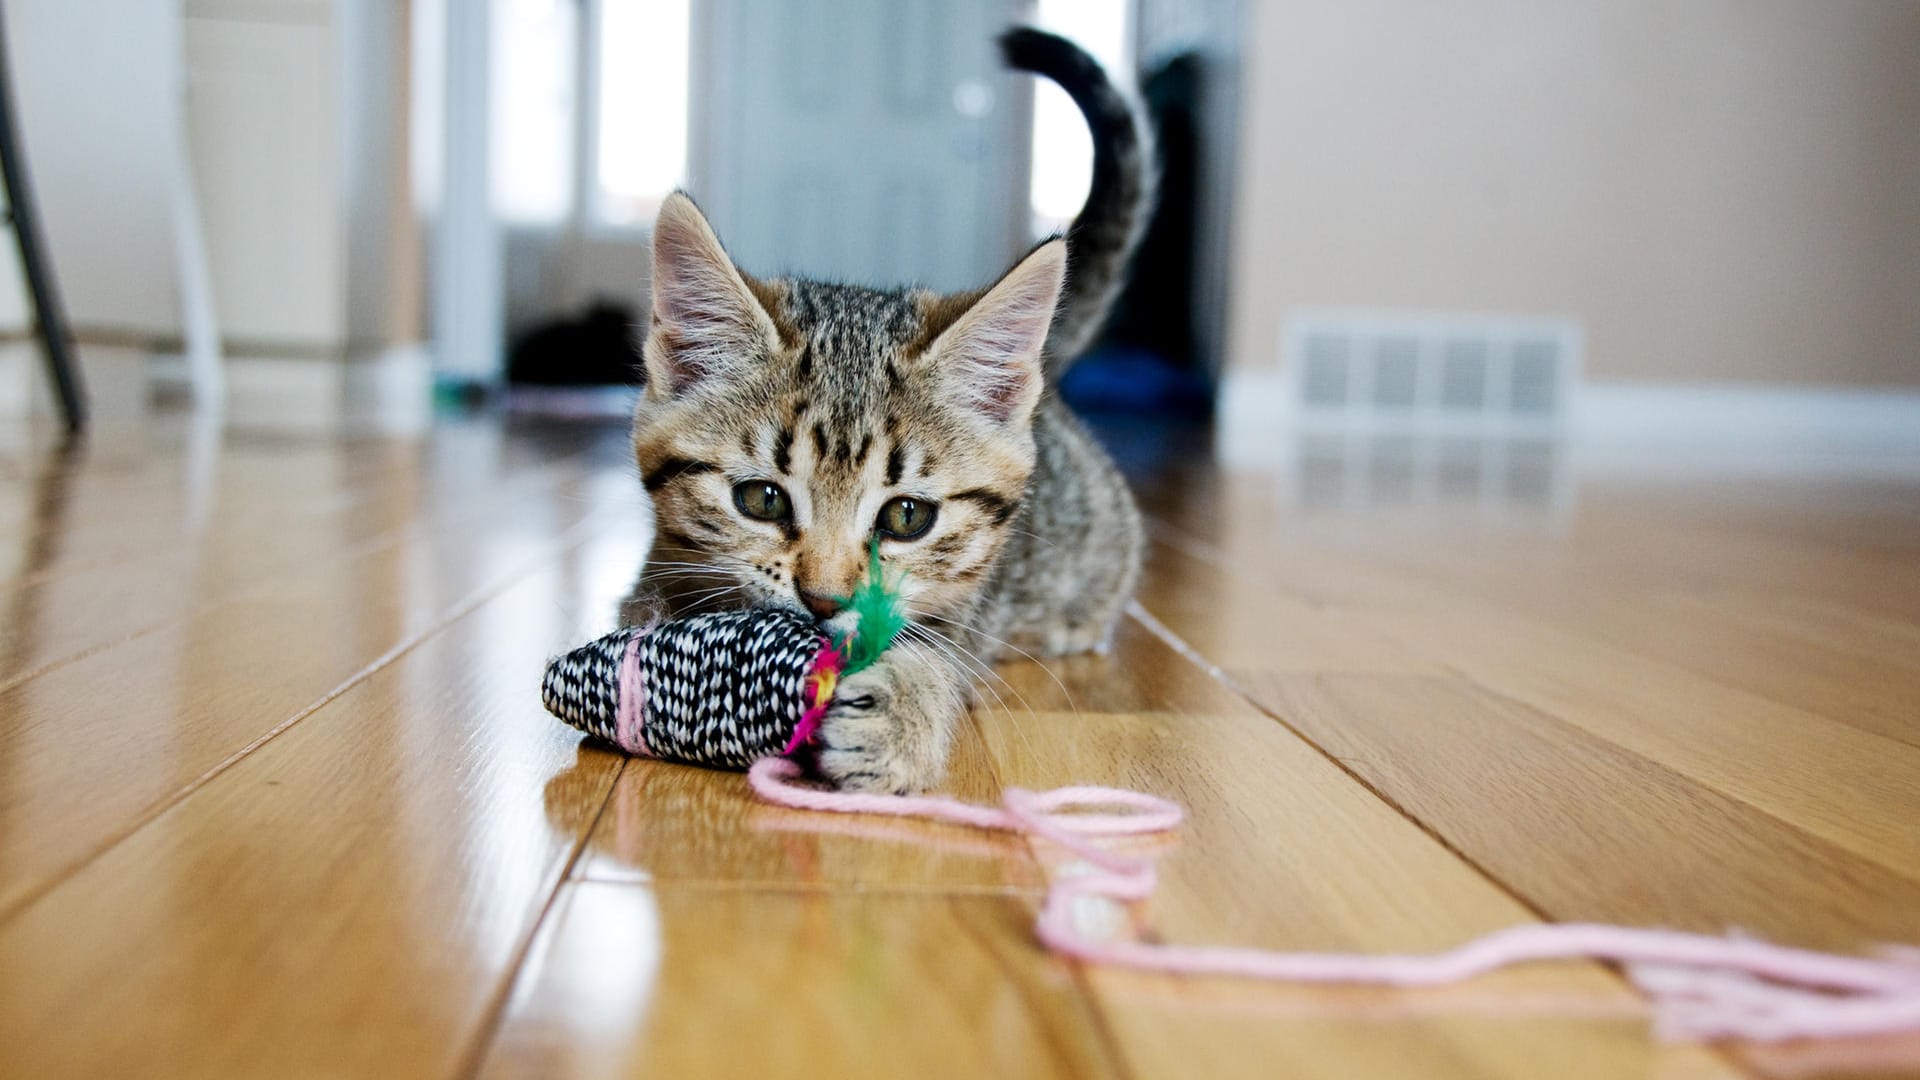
[782,635,842,756]
[614,631,652,757]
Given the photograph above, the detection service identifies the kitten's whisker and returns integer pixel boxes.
[637,557,756,576]
[901,621,1042,765]
[1003,526,1063,553]
[917,611,1080,720]
[898,614,1036,757]
[638,556,759,579]
[902,616,1014,689]
[638,574,737,596]
[673,583,747,614]
[644,554,757,574]
[640,568,734,583]
[903,623,1016,717]
[659,587,733,609]
[645,544,760,574]
[908,622,1024,713]
[900,624,1033,759]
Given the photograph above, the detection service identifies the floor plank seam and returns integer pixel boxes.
[1133,516,1762,1076]
[1126,597,1558,925]
[1132,517,1610,906]
[945,886,1141,1080]
[1213,516,1920,884]
[0,463,593,697]
[1144,515,1920,882]
[959,705,1139,1078]
[1419,658,1920,893]
[0,510,617,928]
[0,446,449,591]
[1315,524,1920,753]
[1056,925,1144,1080]
[1141,518,1337,612]
[453,755,631,1080]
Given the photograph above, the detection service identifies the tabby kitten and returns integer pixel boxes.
[628,30,1152,792]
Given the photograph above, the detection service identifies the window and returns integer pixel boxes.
[1028,0,1131,235]
[592,0,692,226]
[490,0,579,225]
[480,0,690,228]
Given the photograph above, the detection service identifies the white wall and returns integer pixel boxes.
[6,0,185,337]
[184,2,344,349]
[339,0,415,351]
[1,1,412,356]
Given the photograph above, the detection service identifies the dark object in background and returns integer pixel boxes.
[507,300,644,386]
[1061,51,1214,418]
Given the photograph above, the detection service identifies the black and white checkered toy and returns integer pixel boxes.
[541,559,905,770]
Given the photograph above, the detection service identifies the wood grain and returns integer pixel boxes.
[0,462,613,917]
[1339,601,1920,882]
[570,716,1041,892]
[0,458,585,689]
[0,530,643,1077]
[1300,513,1920,748]
[1265,672,1920,948]
[976,618,1735,1079]
[1136,515,1920,885]
[479,885,1116,1080]
[5,413,1919,1078]
[1130,471,1920,931]
[0,435,422,582]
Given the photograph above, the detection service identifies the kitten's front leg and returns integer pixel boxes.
[816,639,967,793]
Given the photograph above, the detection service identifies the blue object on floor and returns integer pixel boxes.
[1058,345,1213,418]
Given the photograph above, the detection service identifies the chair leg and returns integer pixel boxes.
[0,6,85,431]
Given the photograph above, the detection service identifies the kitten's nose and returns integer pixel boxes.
[799,590,843,620]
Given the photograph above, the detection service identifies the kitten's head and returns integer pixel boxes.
[633,193,1064,625]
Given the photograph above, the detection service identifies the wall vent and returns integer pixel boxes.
[1285,312,1583,433]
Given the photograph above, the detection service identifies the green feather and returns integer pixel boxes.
[836,543,906,675]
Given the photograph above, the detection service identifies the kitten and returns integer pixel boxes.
[626,29,1153,792]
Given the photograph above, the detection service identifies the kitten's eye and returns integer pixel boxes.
[733,480,792,522]
[876,496,937,540]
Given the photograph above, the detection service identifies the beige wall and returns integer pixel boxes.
[1225,0,1920,386]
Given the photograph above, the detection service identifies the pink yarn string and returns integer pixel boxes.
[746,757,1920,1044]
[613,631,652,757]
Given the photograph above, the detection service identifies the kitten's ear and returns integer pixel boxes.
[928,239,1065,423]
[645,192,779,397]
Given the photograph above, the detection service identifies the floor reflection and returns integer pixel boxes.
[0,438,82,904]
[1086,416,1577,528]
[1288,433,1573,522]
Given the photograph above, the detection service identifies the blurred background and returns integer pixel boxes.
[0,0,1916,488]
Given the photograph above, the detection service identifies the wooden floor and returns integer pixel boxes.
[2,409,1918,1079]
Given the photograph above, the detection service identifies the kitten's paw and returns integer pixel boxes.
[815,659,949,794]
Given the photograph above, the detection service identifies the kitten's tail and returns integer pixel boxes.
[999,27,1156,381]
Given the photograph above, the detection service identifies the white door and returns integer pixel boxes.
[691,0,1032,293]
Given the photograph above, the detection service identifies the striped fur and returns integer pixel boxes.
[1000,27,1157,376]
[624,30,1151,793]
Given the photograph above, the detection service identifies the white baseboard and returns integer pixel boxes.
[208,349,434,434]
[1220,371,1920,464]
[1576,381,1920,453]
[0,344,434,433]
[0,342,153,423]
